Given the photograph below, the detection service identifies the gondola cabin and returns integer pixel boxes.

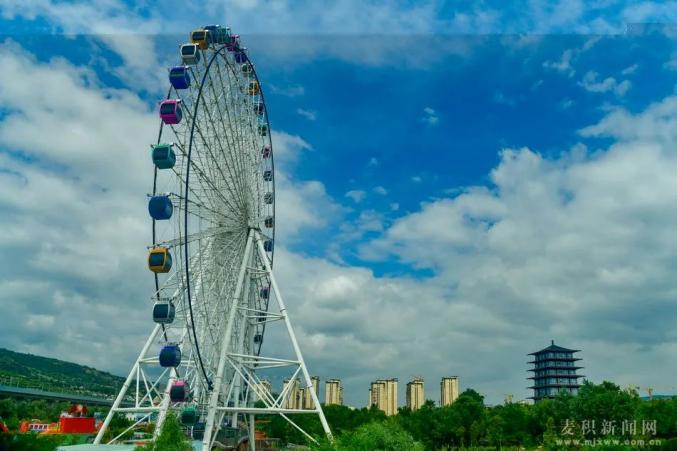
[159,99,182,125]
[264,216,274,228]
[241,63,253,75]
[264,193,273,204]
[254,334,263,344]
[264,239,274,252]
[159,344,182,367]
[169,66,190,90]
[181,407,198,425]
[180,43,201,65]
[190,29,209,49]
[258,124,268,136]
[152,301,175,324]
[170,380,190,403]
[263,170,273,182]
[152,144,176,170]
[148,195,173,220]
[248,81,260,96]
[261,145,271,158]
[260,287,269,299]
[254,102,265,116]
[256,311,266,322]
[204,24,229,44]
[235,51,248,64]
[148,247,172,273]
[226,34,240,51]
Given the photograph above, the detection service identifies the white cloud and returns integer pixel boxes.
[345,190,367,203]
[411,175,422,183]
[271,130,312,166]
[368,157,379,167]
[621,64,638,75]
[296,108,317,121]
[543,48,576,76]
[352,96,677,403]
[579,70,631,96]
[1,1,165,92]
[373,186,388,195]
[269,84,305,97]
[421,106,439,125]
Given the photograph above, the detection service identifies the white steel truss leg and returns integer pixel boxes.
[94,323,163,444]
[253,231,333,440]
[202,230,254,448]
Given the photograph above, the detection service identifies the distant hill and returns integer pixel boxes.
[0,348,125,398]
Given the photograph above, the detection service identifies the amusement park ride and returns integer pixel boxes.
[92,24,332,449]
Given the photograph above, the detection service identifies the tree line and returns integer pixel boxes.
[258,380,677,450]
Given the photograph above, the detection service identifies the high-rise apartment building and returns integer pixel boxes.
[283,378,300,409]
[406,377,425,411]
[252,379,272,402]
[325,379,343,406]
[369,378,398,416]
[302,376,320,409]
[440,376,459,406]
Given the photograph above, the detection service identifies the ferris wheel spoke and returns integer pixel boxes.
[199,62,253,215]
[210,58,257,211]
[181,102,249,219]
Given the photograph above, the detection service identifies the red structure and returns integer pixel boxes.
[58,416,96,434]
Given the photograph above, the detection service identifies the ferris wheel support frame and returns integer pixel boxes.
[199,228,333,449]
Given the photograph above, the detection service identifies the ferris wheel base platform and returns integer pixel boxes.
[57,441,204,450]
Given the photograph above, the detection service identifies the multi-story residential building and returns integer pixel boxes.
[406,377,425,411]
[370,378,398,416]
[325,379,343,406]
[440,376,459,406]
[283,378,300,409]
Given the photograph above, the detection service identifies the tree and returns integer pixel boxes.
[313,419,424,451]
[135,412,190,451]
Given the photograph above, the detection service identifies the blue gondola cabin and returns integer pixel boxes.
[169,66,190,90]
[152,301,175,324]
[152,143,176,169]
[242,63,253,75]
[148,195,173,220]
[263,170,273,182]
[258,124,268,136]
[260,287,269,299]
[261,145,271,158]
[264,240,274,252]
[159,344,182,367]
[160,99,182,125]
[148,247,172,273]
[235,51,248,64]
[264,193,273,204]
[180,44,201,65]
[264,216,274,228]
[254,102,265,116]
[254,334,263,344]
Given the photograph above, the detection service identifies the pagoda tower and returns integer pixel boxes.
[528,340,584,401]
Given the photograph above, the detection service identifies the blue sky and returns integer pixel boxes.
[0,0,676,407]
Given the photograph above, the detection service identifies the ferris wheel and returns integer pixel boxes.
[95,25,331,449]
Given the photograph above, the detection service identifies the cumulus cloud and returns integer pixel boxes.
[296,108,317,121]
[421,107,439,126]
[579,70,631,96]
[373,186,387,195]
[345,190,367,203]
